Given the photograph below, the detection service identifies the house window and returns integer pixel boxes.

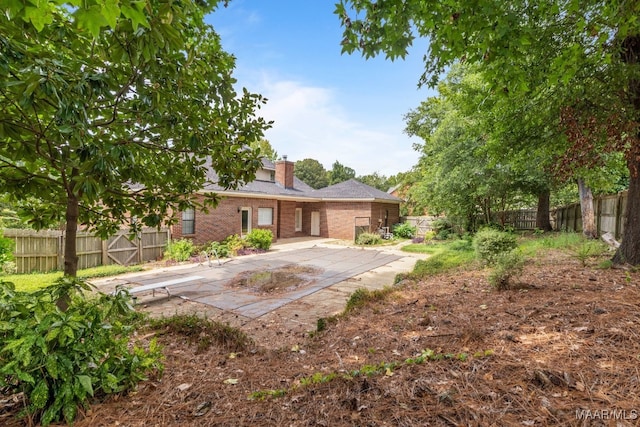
[257,207,273,226]
[182,208,195,234]
[295,208,302,232]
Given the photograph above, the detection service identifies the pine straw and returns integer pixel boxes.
[4,250,640,426]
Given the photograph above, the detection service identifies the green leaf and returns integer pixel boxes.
[76,374,94,397]
[30,380,50,410]
[121,3,149,29]
[23,5,54,32]
[74,5,109,38]
[101,0,121,29]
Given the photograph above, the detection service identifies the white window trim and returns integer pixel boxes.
[257,207,273,226]
[182,208,195,235]
[295,208,302,232]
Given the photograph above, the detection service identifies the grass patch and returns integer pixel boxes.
[148,313,253,353]
[519,232,587,256]
[403,240,476,279]
[343,287,396,314]
[1,264,145,292]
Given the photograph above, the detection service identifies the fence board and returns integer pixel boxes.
[3,228,169,273]
[554,191,627,239]
[402,216,438,236]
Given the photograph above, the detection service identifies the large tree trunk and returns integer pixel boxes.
[63,194,79,277]
[577,178,597,239]
[613,157,640,265]
[536,189,553,231]
[613,34,640,265]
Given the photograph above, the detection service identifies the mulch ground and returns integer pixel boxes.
[3,248,640,426]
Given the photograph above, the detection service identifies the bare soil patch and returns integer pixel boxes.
[226,264,323,295]
[3,249,640,426]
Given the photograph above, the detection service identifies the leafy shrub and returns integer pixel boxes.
[207,241,230,258]
[0,278,163,426]
[392,223,416,239]
[488,250,525,290]
[473,229,517,265]
[0,232,14,274]
[356,232,383,245]
[449,239,473,252]
[164,238,195,262]
[245,229,273,250]
[431,218,454,240]
[224,234,245,256]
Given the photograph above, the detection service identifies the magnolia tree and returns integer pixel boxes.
[0,0,271,276]
[336,0,640,264]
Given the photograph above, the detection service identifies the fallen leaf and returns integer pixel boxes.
[176,383,192,392]
[223,378,239,385]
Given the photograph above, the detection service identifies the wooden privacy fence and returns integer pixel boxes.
[402,216,439,236]
[553,191,627,239]
[4,228,170,274]
[491,210,538,230]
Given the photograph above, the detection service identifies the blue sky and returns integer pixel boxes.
[206,1,435,177]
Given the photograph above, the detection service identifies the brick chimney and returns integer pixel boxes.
[275,155,294,189]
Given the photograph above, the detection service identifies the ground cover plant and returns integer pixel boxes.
[1,232,639,426]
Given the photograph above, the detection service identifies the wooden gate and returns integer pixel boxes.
[105,231,140,266]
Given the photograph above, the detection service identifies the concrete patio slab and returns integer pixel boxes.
[92,238,424,328]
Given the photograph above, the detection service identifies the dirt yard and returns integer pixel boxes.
[4,247,640,426]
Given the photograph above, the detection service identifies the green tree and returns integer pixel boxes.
[328,160,356,185]
[336,0,640,264]
[294,158,329,189]
[405,65,549,231]
[250,139,278,162]
[357,172,390,191]
[0,1,270,277]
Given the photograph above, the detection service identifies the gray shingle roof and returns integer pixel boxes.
[312,179,401,202]
[203,159,401,203]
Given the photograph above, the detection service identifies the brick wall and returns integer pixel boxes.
[322,201,401,240]
[275,160,294,189]
[277,200,307,238]
[171,196,278,245]
[170,194,401,244]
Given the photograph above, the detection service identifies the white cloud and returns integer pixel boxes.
[253,76,418,176]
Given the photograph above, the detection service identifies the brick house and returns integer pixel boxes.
[171,157,402,245]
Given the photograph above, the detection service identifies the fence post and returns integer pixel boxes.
[58,233,64,271]
[102,239,108,266]
[615,193,623,240]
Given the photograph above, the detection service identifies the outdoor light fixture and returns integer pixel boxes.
[237,207,241,213]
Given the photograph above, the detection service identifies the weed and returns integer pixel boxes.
[316,317,327,332]
[344,287,394,314]
[597,259,614,269]
[248,389,287,401]
[248,348,494,401]
[148,314,253,353]
[571,241,608,266]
